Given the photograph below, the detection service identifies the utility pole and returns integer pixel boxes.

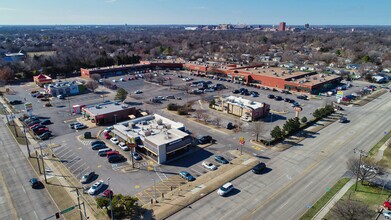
[75,188,83,220]
[36,150,41,174]
[353,148,368,191]
[40,143,47,183]
[11,114,18,137]
[108,178,113,220]
[153,178,157,203]
[23,125,31,157]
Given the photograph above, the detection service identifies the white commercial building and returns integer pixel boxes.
[113,114,192,164]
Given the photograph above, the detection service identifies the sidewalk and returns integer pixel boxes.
[374,139,390,162]
[312,178,355,220]
[0,96,98,220]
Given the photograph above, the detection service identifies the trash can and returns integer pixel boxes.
[84,132,91,139]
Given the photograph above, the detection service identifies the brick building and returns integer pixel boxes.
[82,102,137,125]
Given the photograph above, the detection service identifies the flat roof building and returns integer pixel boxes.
[82,102,137,125]
[212,96,270,120]
[112,114,192,164]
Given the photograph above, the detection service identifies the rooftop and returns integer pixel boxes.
[83,102,134,115]
[236,67,312,79]
[81,63,149,72]
[296,73,342,87]
[223,96,268,110]
[114,114,188,146]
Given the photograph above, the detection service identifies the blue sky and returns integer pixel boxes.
[0,0,390,25]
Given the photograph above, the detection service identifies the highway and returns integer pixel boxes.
[0,119,58,220]
[168,92,391,220]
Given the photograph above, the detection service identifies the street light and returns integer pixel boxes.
[107,178,113,220]
[153,178,157,203]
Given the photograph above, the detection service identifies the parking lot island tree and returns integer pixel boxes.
[271,125,283,140]
[251,122,264,142]
[115,88,128,102]
[85,80,99,93]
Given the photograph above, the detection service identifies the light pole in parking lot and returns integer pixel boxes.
[153,178,157,203]
[107,178,113,220]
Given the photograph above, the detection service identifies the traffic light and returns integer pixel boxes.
[55,212,60,219]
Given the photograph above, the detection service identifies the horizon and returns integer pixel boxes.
[1,0,391,26]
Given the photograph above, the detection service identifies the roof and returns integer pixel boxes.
[114,114,188,146]
[287,73,341,87]
[83,102,134,116]
[234,67,312,79]
[34,74,52,80]
[224,96,268,110]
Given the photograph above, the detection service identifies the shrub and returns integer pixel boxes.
[167,103,179,111]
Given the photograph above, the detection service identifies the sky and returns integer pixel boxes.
[0,0,390,26]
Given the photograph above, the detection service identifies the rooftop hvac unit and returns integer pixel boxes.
[166,124,172,129]
[156,119,163,125]
[121,105,128,108]
[144,130,152,136]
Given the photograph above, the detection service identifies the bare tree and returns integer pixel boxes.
[251,122,264,142]
[201,111,210,124]
[90,73,101,81]
[85,80,99,92]
[234,119,243,132]
[103,79,113,88]
[144,73,154,82]
[347,158,379,184]
[330,200,372,220]
[214,116,221,128]
[156,75,165,85]
[0,66,14,83]
[195,109,206,121]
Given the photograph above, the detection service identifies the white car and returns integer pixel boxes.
[134,90,143,94]
[217,182,234,196]
[88,180,104,195]
[118,142,129,151]
[360,165,379,174]
[110,137,119,145]
[202,161,217,170]
[119,78,124,81]
[112,79,116,83]
[384,211,391,219]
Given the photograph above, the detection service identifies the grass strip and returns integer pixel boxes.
[299,177,350,220]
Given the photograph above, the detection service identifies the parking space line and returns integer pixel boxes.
[189,168,203,176]
[63,153,77,163]
[54,146,68,155]
[76,166,89,177]
[58,149,73,158]
[68,160,83,170]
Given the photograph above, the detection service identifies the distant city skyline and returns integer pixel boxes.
[1,0,391,26]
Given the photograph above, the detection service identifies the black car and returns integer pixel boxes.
[40,119,52,125]
[226,122,235,130]
[214,155,229,164]
[10,100,23,105]
[232,90,240,94]
[289,99,296,103]
[297,95,308,100]
[108,154,126,163]
[284,98,291,102]
[91,140,104,146]
[252,162,266,174]
[267,94,275,99]
[274,96,283,101]
[198,135,213,144]
[30,178,42,189]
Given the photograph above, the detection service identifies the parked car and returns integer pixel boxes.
[297,95,308,100]
[339,116,348,123]
[98,148,113,157]
[75,124,87,130]
[57,94,64,99]
[134,90,143,94]
[69,122,83,129]
[226,122,235,130]
[39,119,52,125]
[217,182,234,196]
[80,171,95,184]
[110,137,120,145]
[132,152,142,160]
[383,211,391,219]
[198,135,213,144]
[34,127,50,135]
[274,96,283,101]
[284,98,291,102]
[252,162,266,174]
[92,143,107,150]
[91,140,104,146]
[179,171,196,181]
[102,189,113,198]
[88,180,104,195]
[29,178,42,189]
[232,90,240,94]
[108,154,125,163]
[202,161,217,170]
[38,132,51,140]
[384,201,391,210]
[104,134,111,139]
[118,142,129,151]
[214,155,229,164]
[267,94,275,99]
[10,100,23,105]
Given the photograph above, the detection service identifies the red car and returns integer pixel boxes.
[104,135,111,140]
[35,127,49,135]
[102,189,113,198]
[30,123,41,129]
[384,201,391,210]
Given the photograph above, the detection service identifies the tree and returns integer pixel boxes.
[115,88,128,101]
[271,126,283,139]
[330,200,372,220]
[195,109,206,121]
[201,111,210,124]
[90,74,101,81]
[214,116,221,128]
[0,66,14,83]
[96,197,110,209]
[346,158,379,184]
[156,75,165,85]
[85,80,99,92]
[301,116,308,124]
[251,122,263,142]
[313,109,322,119]
[103,79,113,88]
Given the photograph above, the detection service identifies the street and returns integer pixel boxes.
[168,92,391,220]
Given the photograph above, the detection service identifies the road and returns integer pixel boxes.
[0,119,58,219]
[168,92,391,220]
